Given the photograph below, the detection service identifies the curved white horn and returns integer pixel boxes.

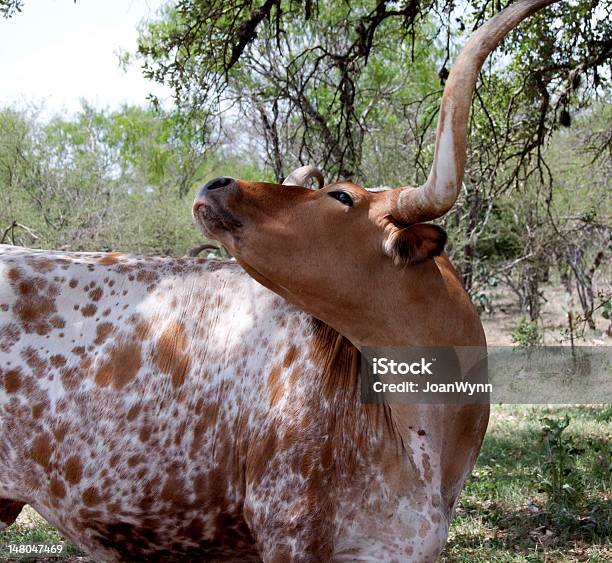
[393,0,559,224]
[282,165,324,189]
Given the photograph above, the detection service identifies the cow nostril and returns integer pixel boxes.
[204,177,234,191]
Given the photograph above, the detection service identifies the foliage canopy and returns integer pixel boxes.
[136,0,612,186]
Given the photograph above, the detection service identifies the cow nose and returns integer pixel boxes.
[193,177,236,214]
[203,176,234,191]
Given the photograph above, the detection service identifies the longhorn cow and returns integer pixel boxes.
[0,1,557,561]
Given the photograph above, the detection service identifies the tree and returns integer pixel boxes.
[0,103,261,254]
[136,1,611,184]
[138,1,439,180]
[0,0,23,18]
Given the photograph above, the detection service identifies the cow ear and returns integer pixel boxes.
[385,224,447,266]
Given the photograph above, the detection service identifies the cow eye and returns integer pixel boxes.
[328,191,353,207]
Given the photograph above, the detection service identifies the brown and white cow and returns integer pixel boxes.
[0,1,557,561]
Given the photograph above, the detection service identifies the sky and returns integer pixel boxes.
[0,0,170,116]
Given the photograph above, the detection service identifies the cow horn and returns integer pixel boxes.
[393,0,558,224]
[282,165,324,189]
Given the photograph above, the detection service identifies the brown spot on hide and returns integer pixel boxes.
[0,323,20,353]
[7,268,20,283]
[282,425,299,449]
[64,456,83,484]
[82,486,103,506]
[139,425,152,443]
[29,433,52,470]
[126,404,141,421]
[418,518,431,538]
[247,427,277,484]
[107,502,121,513]
[21,346,48,372]
[189,405,218,458]
[81,304,97,317]
[79,508,102,521]
[134,319,151,340]
[94,322,114,345]
[89,287,103,302]
[11,271,61,335]
[3,368,21,393]
[136,270,157,284]
[152,321,191,388]
[160,476,186,506]
[98,252,125,265]
[50,316,65,329]
[282,345,298,367]
[50,354,66,368]
[53,422,69,442]
[28,257,56,273]
[95,338,142,389]
[31,402,47,418]
[267,365,283,406]
[61,365,83,390]
[127,454,145,468]
[50,477,66,499]
[288,367,301,387]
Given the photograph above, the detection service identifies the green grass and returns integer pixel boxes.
[0,507,86,561]
[441,405,611,562]
[0,406,609,562]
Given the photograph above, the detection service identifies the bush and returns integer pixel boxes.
[511,319,541,348]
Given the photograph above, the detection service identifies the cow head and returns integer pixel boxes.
[192,171,454,344]
[193,0,556,347]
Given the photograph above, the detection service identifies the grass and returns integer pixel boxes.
[0,406,609,562]
[0,507,86,561]
[440,405,612,562]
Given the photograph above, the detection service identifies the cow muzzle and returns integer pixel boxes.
[193,176,236,209]
[192,177,242,237]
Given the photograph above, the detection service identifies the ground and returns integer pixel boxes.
[481,284,611,347]
[1,284,610,562]
[440,405,611,562]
